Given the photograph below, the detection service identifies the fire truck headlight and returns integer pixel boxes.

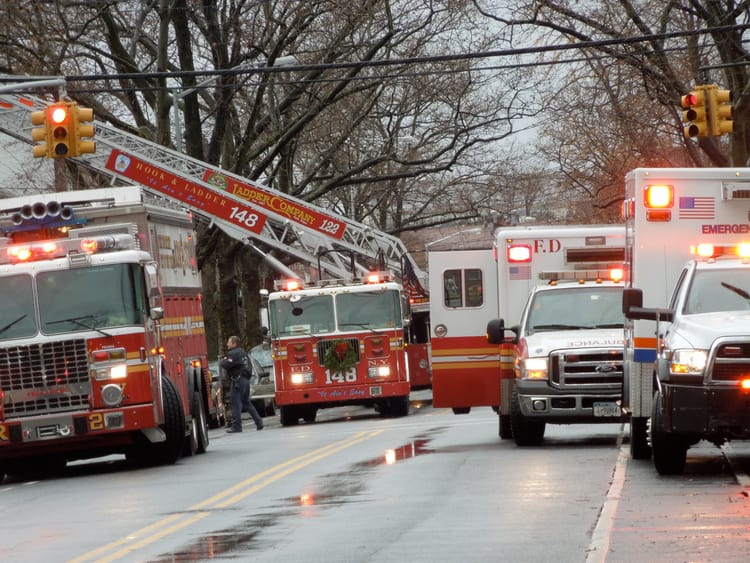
[670,349,707,375]
[101,383,124,407]
[520,357,548,380]
[94,363,128,380]
[291,371,314,384]
[368,365,391,378]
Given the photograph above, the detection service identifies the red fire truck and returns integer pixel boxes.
[0,91,431,455]
[0,187,214,481]
[268,273,412,425]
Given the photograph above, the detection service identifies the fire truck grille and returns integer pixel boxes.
[0,339,91,417]
[550,349,623,389]
[711,342,750,382]
[316,338,361,366]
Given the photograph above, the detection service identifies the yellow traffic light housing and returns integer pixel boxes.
[708,87,733,136]
[30,109,49,158]
[681,90,708,138]
[48,102,74,157]
[73,105,96,155]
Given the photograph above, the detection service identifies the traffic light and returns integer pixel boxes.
[708,87,733,136]
[48,102,74,157]
[681,89,708,138]
[72,105,96,155]
[30,109,49,158]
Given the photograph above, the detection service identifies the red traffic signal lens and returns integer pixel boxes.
[50,106,68,124]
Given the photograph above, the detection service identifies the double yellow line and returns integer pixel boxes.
[70,429,383,563]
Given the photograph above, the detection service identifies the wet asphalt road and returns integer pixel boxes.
[3,391,750,563]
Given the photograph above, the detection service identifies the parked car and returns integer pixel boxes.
[249,342,276,417]
[207,360,226,428]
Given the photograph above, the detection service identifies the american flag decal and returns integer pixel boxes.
[679,196,715,219]
[509,264,531,280]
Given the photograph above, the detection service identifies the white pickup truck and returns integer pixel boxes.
[488,279,626,445]
[624,252,750,474]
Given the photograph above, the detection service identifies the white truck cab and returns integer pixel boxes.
[625,248,750,474]
[489,276,626,445]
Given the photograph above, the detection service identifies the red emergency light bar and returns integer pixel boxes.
[507,244,532,263]
[540,267,624,284]
[365,271,393,284]
[689,243,750,260]
[3,234,136,264]
[274,279,303,291]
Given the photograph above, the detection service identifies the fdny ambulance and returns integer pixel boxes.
[429,224,625,437]
[623,168,750,473]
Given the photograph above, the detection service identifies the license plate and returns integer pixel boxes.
[593,402,620,417]
[369,386,383,396]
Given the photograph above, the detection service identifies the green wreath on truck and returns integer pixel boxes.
[323,339,357,373]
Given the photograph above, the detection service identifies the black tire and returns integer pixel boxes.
[266,401,276,417]
[630,416,652,460]
[253,399,266,417]
[194,392,209,454]
[510,385,545,446]
[279,405,299,426]
[184,396,199,457]
[153,375,186,465]
[390,396,410,417]
[303,407,317,423]
[651,391,688,475]
[499,414,513,439]
[452,407,470,415]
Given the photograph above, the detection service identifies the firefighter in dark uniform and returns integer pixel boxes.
[221,335,264,432]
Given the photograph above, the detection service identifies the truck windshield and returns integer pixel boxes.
[269,295,335,336]
[336,289,401,331]
[527,287,624,334]
[685,270,750,314]
[38,264,143,335]
[0,274,37,338]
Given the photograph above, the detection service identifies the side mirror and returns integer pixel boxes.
[486,318,521,344]
[623,288,674,322]
[622,287,643,317]
[150,306,164,321]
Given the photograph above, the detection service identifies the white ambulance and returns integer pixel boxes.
[429,224,625,437]
[623,167,750,473]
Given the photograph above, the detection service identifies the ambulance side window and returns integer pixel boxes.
[444,269,483,308]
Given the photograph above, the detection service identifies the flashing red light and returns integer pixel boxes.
[644,184,673,208]
[742,379,750,390]
[80,239,98,254]
[284,279,302,291]
[682,93,699,107]
[50,106,68,124]
[507,244,532,263]
[366,273,383,284]
[693,243,715,257]
[8,246,32,261]
[610,268,624,282]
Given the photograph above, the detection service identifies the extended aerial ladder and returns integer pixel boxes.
[0,89,428,294]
